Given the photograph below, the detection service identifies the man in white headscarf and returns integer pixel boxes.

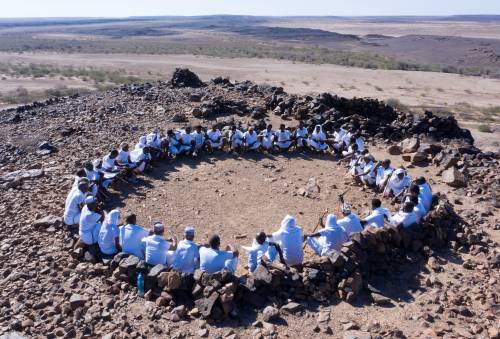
[274,124,294,152]
[243,126,261,152]
[243,231,287,273]
[98,209,121,259]
[361,198,392,229]
[141,222,178,267]
[171,227,200,274]
[64,180,89,226]
[260,124,275,151]
[384,168,411,200]
[304,214,349,256]
[267,215,304,266]
[308,125,329,152]
[337,202,363,236]
[78,196,103,247]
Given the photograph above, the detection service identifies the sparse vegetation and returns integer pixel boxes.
[478,124,493,133]
[0,85,94,104]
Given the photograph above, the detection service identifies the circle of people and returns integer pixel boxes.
[63,122,433,275]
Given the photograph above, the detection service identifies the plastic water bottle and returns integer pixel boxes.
[137,272,145,297]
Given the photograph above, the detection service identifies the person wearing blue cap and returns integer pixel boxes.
[78,195,103,247]
[171,226,200,274]
[141,222,177,266]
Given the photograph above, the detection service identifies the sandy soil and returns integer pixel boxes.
[265,19,500,39]
[0,76,94,92]
[1,52,500,112]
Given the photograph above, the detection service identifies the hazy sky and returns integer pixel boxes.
[1,0,499,18]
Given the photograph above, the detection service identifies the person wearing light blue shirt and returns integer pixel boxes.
[172,227,200,274]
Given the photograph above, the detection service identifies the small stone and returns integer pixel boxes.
[262,306,279,322]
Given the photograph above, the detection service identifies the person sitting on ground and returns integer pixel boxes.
[384,168,411,200]
[71,170,97,197]
[332,126,348,154]
[134,136,147,151]
[390,201,418,228]
[243,231,287,273]
[102,150,120,173]
[146,129,163,158]
[207,125,224,152]
[229,125,244,153]
[260,124,275,152]
[98,209,121,260]
[116,143,135,169]
[191,125,207,156]
[141,222,177,267]
[119,213,149,260]
[308,125,329,153]
[78,196,103,248]
[165,130,181,157]
[171,227,200,274]
[274,124,294,152]
[353,154,376,186]
[415,176,433,212]
[179,126,195,156]
[64,181,89,227]
[337,200,363,236]
[361,198,392,229]
[267,215,304,266]
[407,194,426,223]
[374,159,394,192]
[131,146,151,173]
[352,133,365,152]
[243,126,261,152]
[294,121,309,151]
[199,234,239,274]
[304,214,349,256]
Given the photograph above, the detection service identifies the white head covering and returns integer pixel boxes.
[325,214,339,230]
[103,209,120,227]
[341,203,352,214]
[395,168,405,175]
[153,222,164,233]
[184,226,195,236]
[280,215,297,232]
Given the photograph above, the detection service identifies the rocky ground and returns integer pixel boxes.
[0,69,498,338]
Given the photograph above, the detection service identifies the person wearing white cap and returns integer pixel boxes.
[267,215,304,266]
[78,196,103,246]
[141,222,177,266]
[119,214,149,259]
[199,234,239,273]
[98,209,121,258]
[171,226,201,274]
[64,181,89,226]
[390,201,419,228]
[304,214,349,256]
[243,232,287,273]
[361,198,392,229]
[337,203,363,236]
[308,125,329,152]
[384,168,411,199]
[243,126,261,152]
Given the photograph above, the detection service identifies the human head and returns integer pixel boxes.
[415,176,426,185]
[325,214,338,229]
[298,121,304,127]
[363,155,371,162]
[279,124,285,131]
[382,159,391,169]
[409,194,419,206]
[211,125,217,131]
[409,184,420,196]
[167,129,175,136]
[371,198,382,210]
[109,150,119,159]
[351,144,359,152]
[341,203,352,216]
[120,143,129,152]
[153,222,164,236]
[84,162,93,171]
[184,226,195,241]
[249,126,254,133]
[281,215,297,230]
[77,181,89,193]
[76,169,86,178]
[395,168,405,179]
[195,125,202,133]
[209,234,221,249]
[256,231,267,245]
[107,209,121,225]
[403,201,415,213]
[85,195,97,210]
[315,125,321,132]
[266,124,272,131]
[143,147,151,154]
[185,126,192,134]
[231,125,236,131]
[125,213,137,225]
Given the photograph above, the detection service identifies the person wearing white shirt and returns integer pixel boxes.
[207,126,225,152]
[164,130,181,156]
[243,127,261,151]
[416,177,433,212]
[79,196,103,246]
[119,214,149,259]
[294,121,309,150]
[390,202,419,228]
[98,209,121,258]
[274,124,293,151]
[146,129,162,149]
[102,150,119,173]
[242,232,287,272]
[407,194,426,223]
[199,235,239,273]
[308,125,329,152]
[141,222,177,266]
[260,124,275,151]
[116,143,136,169]
[190,125,207,155]
[229,125,244,152]
[64,181,89,226]
[268,215,304,266]
[384,168,411,200]
[134,136,147,151]
[179,127,195,155]
[374,159,394,192]
[171,227,200,274]
[130,146,151,173]
[361,199,391,229]
[304,214,349,256]
[352,133,365,152]
[353,155,376,186]
[337,203,363,235]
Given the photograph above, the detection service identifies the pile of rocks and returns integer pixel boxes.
[170,68,205,88]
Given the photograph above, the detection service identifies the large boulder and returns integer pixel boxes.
[442,167,467,188]
[400,137,420,153]
[170,68,204,88]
